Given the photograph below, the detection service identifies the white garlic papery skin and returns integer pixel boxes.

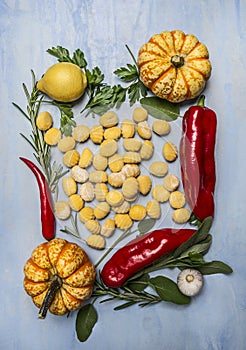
[177,269,204,296]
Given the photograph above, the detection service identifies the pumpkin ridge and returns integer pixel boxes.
[168,67,190,100]
[184,63,207,80]
[160,32,174,55]
[150,37,172,58]
[151,66,177,96]
[185,42,208,58]
[172,30,186,56]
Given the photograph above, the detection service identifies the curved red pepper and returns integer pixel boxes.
[179,96,217,221]
[20,157,56,240]
[101,228,196,288]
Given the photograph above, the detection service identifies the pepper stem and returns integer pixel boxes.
[38,274,62,319]
[197,95,205,107]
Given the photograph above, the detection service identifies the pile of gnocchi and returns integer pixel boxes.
[37,106,191,250]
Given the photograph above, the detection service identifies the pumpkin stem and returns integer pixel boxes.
[171,55,185,68]
[38,274,62,319]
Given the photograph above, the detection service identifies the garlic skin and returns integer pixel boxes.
[177,269,203,296]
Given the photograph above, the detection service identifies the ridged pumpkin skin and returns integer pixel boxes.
[138,30,211,103]
[23,238,96,316]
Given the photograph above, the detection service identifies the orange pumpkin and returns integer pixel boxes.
[23,238,96,318]
[138,30,212,103]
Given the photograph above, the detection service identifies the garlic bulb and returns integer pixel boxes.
[177,269,203,296]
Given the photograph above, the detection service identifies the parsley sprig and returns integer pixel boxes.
[46,45,148,117]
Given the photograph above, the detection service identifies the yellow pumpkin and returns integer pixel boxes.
[23,238,96,318]
[138,30,212,103]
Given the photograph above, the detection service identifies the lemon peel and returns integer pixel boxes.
[37,62,87,102]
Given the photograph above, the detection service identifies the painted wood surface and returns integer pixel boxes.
[0,1,245,349]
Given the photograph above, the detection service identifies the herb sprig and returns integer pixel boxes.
[13,70,68,192]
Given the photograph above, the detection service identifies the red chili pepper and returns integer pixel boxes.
[101,228,196,288]
[179,95,217,221]
[20,157,56,240]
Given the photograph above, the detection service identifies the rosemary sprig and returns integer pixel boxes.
[13,70,68,192]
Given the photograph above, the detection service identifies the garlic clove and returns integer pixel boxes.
[177,269,203,296]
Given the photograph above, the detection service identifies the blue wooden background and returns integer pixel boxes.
[0,1,246,349]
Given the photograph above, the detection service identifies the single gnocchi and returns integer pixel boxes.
[162,142,178,162]
[108,172,126,188]
[137,175,152,195]
[94,202,110,220]
[99,111,119,128]
[58,136,76,153]
[122,177,139,201]
[72,125,90,142]
[79,182,95,202]
[121,164,140,178]
[85,220,101,235]
[44,127,61,146]
[137,121,152,140]
[152,185,170,203]
[149,161,168,177]
[100,139,118,157]
[129,205,146,221]
[163,174,180,192]
[101,218,115,237]
[172,208,191,224]
[152,120,171,136]
[68,194,84,211]
[71,165,89,183]
[106,190,124,207]
[146,199,161,219]
[90,125,104,144]
[121,119,135,138]
[132,107,148,123]
[78,206,94,223]
[93,154,108,171]
[104,126,121,140]
[63,150,80,168]
[79,148,93,168]
[169,191,186,209]
[94,183,109,202]
[36,111,53,131]
[123,138,142,152]
[140,140,154,160]
[55,201,71,220]
[114,213,133,230]
[86,234,105,250]
[62,177,77,196]
[108,154,124,172]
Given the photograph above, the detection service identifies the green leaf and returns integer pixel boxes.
[140,96,180,121]
[47,46,72,63]
[72,48,87,68]
[197,261,233,275]
[138,218,156,234]
[149,276,190,305]
[125,274,150,291]
[114,64,138,82]
[173,217,213,259]
[178,234,212,260]
[76,304,98,342]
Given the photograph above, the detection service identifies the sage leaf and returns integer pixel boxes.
[76,304,98,342]
[125,273,150,291]
[138,218,156,234]
[140,96,180,121]
[197,261,233,275]
[173,216,213,258]
[149,276,190,305]
[178,234,212,259]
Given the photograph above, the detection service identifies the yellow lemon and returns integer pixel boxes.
[37,62,87,102]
